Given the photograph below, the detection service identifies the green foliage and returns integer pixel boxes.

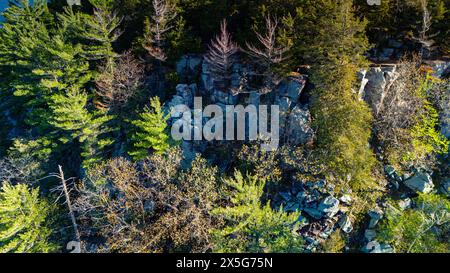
[405,75,449,164]
[129,97,170,161]
[306,0,379,211]
[0,182,56,253]
[211,172,304,253]
[377,194,450,253]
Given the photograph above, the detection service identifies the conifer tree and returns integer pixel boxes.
[211,172,304,253]
[204,19,239,89]
[48,87,114,168]
[129,97,170,161]
[144,0,178,62]
[0,182,56,253]
[83,0,122,69]
[303,0,379,212]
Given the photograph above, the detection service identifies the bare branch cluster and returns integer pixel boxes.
[74,148,219,253]
[204,20,239,87]
[246,16,290,71]
[374,56,425,158]
[245,15,291,93]
[144,0,177,62]
[95,51,145,111]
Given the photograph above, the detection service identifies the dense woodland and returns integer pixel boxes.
[0,0,449,253]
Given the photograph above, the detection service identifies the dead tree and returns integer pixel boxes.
[245,15,291,93]
[412,0,439,58]
[50,166,82,252]
[204,19,239,90]
[95,51,145,111]
[144,0,177,62]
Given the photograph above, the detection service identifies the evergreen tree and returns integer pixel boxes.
[303,0,379,213]
[211,172,304,253]
[129,97,170,161]
[0,182,56,253]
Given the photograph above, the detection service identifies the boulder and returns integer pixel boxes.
[363,241,393,253]
[176,55,202,80]
[176,84,195,107]
[318,196,340,218]
[403,172,434,194]
[398,198,412,211]
[339,194,352,205]
[303,207,323,220]
[363,66,398,114]
[388,39,403,49]
[200,62,214,94]
[248,92,261,107]
[368,207,383,229]
[356,70,369,99]
[440,178,450,197]
[286,106,314,145]
[338,214,353,234]
[277,76,306,102]
[364,229,377,241]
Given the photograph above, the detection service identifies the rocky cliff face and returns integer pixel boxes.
[166,55,315,158]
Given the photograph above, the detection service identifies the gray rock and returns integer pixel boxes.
[384,165,396,178]
[363,66,398,114]
[362,241,381,253]
[398,198,412,211]
[277,76,306,102]
[356,70,369,99]
[286,106,314,145]
[201,62,214,94]
[338,215,353,234]
[67,0,81,5]
[176,55,202,80]
[176,84,195,107]
[248,92,261,107]
[364,241,393,253]
[278,96,292,115]
[440,178,450,197]
[304,207,323,220]
[339,194,352,205]
[381,48,395,59]
[318,196,340,218]
[403,172,434,194]
[368,208,383,229]
[364,229,377,241]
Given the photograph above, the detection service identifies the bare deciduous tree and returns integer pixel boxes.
[204,20,239,90]
[374,55,425,164]
[50,165,82,252]
[74,148,219,253]
[144,0,177,62]
[246,15,291,93]
[95,51,145,111]
[411,0,439,58]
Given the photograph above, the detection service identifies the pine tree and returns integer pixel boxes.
[204,19,239,89]
[129,97,170,161]
[303,0,379,213]
[246,15,292,93]
[48,87,114,168]
[211,172,304,253]
[0,0,52,152]
[83,0,122,69]
[0,182,56,253]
